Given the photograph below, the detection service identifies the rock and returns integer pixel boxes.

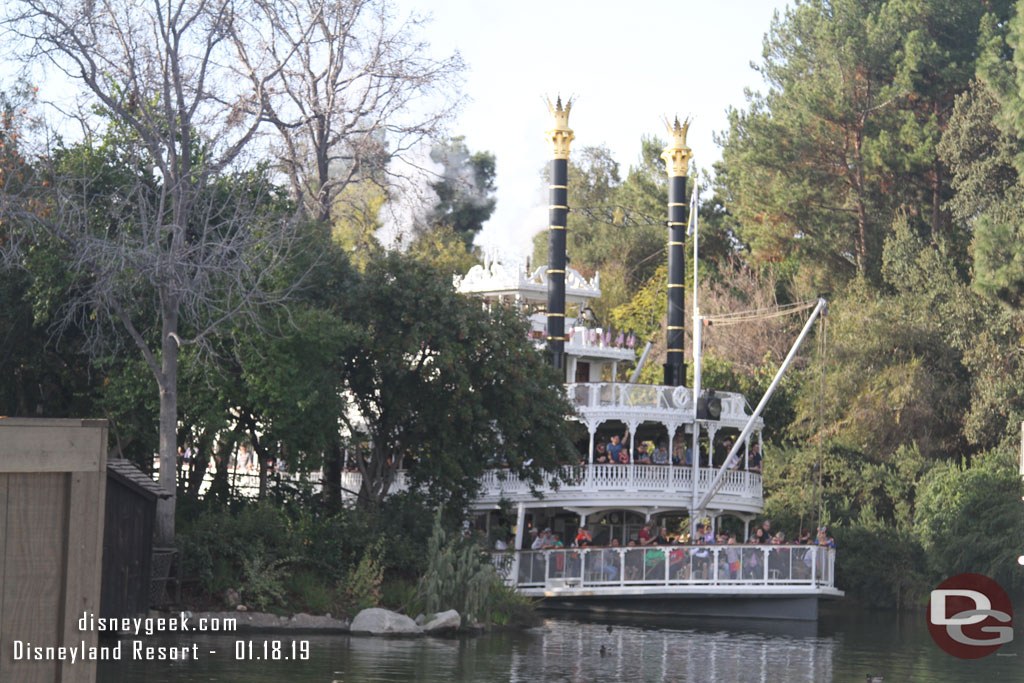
[414,614,426,626]
[350,608,422,636]
[287,613,349,631]
[236,605,248,612]
[422,609,461,634]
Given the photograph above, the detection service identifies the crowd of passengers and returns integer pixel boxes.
[519,520,833,551]
[508,521,835,581]
[585,434,762,472]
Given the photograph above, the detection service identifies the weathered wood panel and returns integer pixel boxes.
[0,419,107,683]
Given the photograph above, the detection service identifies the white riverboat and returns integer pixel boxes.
[455,257,842,621]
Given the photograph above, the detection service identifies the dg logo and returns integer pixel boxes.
[927,573,1013,659]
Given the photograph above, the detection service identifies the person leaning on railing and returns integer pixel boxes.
[748,443,762,472]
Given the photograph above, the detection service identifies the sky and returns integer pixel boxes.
[393,1,792,259]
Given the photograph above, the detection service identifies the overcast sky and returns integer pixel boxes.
[394,1,792,258]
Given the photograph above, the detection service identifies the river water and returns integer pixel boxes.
[96,610,1021,682]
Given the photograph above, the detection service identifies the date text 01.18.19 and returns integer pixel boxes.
[234,640,310,660]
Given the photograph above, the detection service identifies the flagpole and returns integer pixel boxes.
[689,183,701,537]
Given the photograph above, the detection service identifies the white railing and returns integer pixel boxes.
[565,327,637,354]
[341,471,410,497]
[565,382,757,424]
[567,382,683,410]
[478,464,762,501]
[494,545,836,591]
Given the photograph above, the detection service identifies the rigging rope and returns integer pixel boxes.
[700,299,819,327]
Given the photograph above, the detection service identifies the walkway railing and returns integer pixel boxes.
[478,465,762,500]
[492,545,835,591]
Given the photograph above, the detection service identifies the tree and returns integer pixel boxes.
[717,0,1011,288]
[915,450,1024,594]
[249,0,464,225]
[420,136,497,247]
[335,251,577,511]
[1,0,300,539]
[2,0,464,542]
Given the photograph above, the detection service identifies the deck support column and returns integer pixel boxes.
[627,420,639,490]
[586,422,597,491]
[512,502,526,582]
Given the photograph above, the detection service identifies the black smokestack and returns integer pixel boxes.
[545,97,574,371]
[661,117,691,387]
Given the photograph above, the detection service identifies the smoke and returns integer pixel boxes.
[376,146,442,251]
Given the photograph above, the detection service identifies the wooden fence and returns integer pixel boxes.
[0,418,108,683]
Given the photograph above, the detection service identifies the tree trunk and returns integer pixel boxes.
[208,435,234,504]
[323,441,342,511]
[185,430,213,498]
[156,310,179,545]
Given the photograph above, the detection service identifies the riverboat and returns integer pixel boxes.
[454,99,842,622]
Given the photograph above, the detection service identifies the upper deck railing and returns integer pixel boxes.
[478,464,762,503]
[491,545,836,593]
[565,383,760,429]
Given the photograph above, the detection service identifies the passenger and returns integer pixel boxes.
[769,531,789,579]
[602,539,621,581]
[749,443,762,472]
[594,441,611,464]
[684,446,694,466]
[624,540,642,581]
[726,534,741,579]
[652,526,671,546]
[608,434,629,464]
[672,442,685,465]
[527,528,541,550]
[815,527,835,548]
[759,520,772,543]
[637,521,654,546]
[652,443,670,465]
[635,442,652,464]
[574,527,594,547]
[726,448,741,470]
[798,528,812,544]
[744,538,763,579]
[693,525,711,578]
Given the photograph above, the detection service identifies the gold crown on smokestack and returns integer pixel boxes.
[545,96,575,160]
[661,115,692,177]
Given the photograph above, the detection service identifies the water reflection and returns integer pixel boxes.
[97,612,1022,682]
[513,618,835,683]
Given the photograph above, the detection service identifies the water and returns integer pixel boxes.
[96,610,1022,682]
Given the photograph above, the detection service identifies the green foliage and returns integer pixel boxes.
[380,578,425,617]
[915,450,1024,594]
[240,545,295,611]
[407,223,482,277]
[285,570,335,615]
[718,0,1011,287]
[336,251,577,510]
[418,510,526,627]
[341,540,384,613]
[832,520,929,610]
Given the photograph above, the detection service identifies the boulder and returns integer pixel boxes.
[422,609,461,634]
[350,608,422,636]
[414,614,426,626]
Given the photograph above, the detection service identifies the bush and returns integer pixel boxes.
[340,540,384,614]
[418,510,532,627]
[915,450,1024,595]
